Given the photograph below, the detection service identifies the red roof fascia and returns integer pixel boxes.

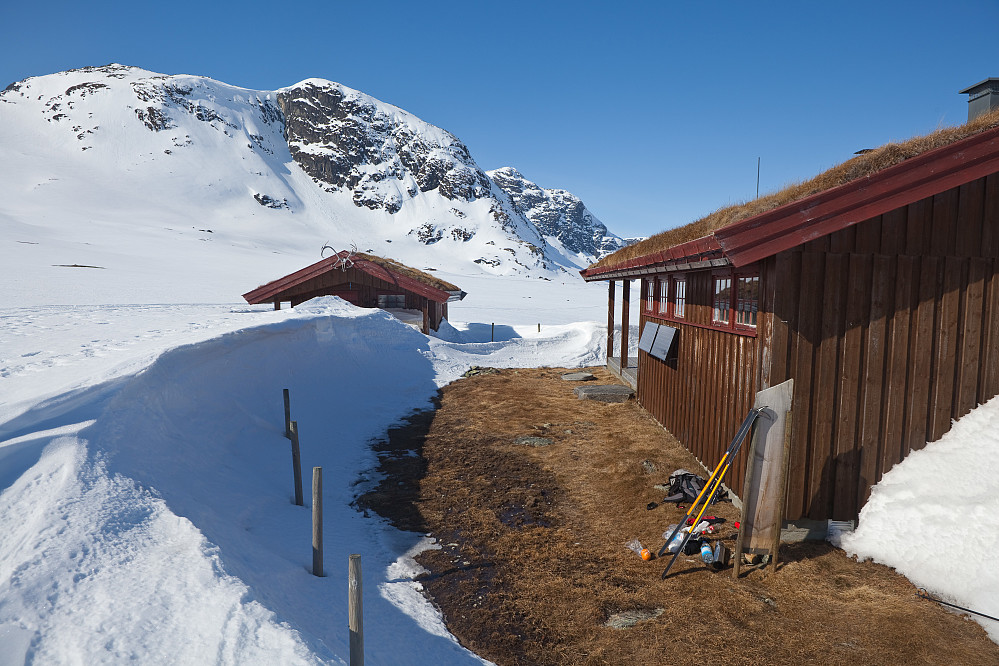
[580,236,724,280]
[715,124,999,266]
[243,256,341,303]
[243,254,452,304]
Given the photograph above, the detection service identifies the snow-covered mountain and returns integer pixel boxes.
[0,64,619,306]
[488,167,632,260]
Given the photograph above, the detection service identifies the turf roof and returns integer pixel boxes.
[355,252,461,293]
[590,108,999,271]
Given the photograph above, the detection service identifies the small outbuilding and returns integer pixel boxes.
[243,250,465,334]
[582,107,999,522]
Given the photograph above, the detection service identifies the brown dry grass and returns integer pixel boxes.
[363,367,999,665]
[591,108,999,270]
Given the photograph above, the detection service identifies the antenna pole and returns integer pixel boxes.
[756,157,761,199]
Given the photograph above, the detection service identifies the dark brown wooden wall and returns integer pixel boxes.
[762,173,999,521]
[635,173,999,522]
[638,271,760,497]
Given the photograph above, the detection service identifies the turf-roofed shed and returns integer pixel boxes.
[581,108,999,523]
[243,251,465,334]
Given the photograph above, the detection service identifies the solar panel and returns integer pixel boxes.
[649,325,678,361]
[638,322,660,354]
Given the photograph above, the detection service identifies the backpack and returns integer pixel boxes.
[662,469,710,504]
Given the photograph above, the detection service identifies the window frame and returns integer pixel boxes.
[711,268,759,333]
[670,275,687,320]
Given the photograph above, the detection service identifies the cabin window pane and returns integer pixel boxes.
[673,277,686,319]
[736,276,759,327]
[645,278,655,311]
[657,278,668,314]
[712,277,731,324]
[378,294,406,309]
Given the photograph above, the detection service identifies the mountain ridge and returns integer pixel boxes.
[0,64,625,305]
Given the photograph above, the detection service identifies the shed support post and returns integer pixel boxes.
[621,280,631,370]
[421,302,429,335]
[274,301,281,310]
[607,281,616,361]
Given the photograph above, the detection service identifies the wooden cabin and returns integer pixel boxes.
[243,251,465,334]
[581,112,999,522]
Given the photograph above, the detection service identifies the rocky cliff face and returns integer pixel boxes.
[488,167,627,260]
[277,81,496,214]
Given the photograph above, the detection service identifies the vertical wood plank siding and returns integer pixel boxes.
[637,271,759,497]
[635,173,999,521]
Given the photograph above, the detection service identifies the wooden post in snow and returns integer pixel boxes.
[348,554,364,665]
[312,467,323,576]
[283,388,292,438]
[289,421,304,506]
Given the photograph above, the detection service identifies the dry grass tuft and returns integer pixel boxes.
[591,108,999,270]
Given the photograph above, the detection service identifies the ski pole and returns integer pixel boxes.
[657,408,763,558]
[659,409,764,576]
[917,589,999,622]
[657,453,730,557]
[660,459,734,579]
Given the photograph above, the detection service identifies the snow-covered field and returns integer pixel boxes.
[0,277,634,664]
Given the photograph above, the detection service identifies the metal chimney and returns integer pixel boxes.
[960,78,999,121]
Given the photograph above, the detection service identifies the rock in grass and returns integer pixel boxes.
[573,384,634,402]
[604,608,665,629]
[561,372,596,381]
[513,436,554,447]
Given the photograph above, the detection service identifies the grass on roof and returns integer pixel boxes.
[357,252,461,292]
[590,107,999,270]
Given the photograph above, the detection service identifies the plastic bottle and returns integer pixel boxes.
[690,520,710,535]
[700,540,715,565]
[662,525,687,554]
[625,538,654,561]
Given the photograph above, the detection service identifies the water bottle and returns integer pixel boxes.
[663,525,687,553]
[700,540,714,565]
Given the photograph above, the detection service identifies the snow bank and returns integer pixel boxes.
[840,395,999,642]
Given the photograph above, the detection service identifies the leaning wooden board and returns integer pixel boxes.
[732,379,793,577]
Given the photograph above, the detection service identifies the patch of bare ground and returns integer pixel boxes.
[357,367,999,665]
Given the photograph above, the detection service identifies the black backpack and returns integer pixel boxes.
[662,469,711,504]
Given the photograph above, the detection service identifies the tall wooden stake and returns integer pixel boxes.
[283,388,291,438]
[349,554,364,665]
[290,421,304,506]
[312,467,323,576]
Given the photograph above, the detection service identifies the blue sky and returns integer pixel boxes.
[2,0,996,238]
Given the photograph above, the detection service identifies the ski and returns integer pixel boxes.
[659,407,765,579]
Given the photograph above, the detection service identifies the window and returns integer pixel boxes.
[735,275,759,328]
[672,276,686,319]
[712,276,732,324]
[645,278,656,312]
[657,278,668,314]
[377,293,406,309]
[711,269,759,332]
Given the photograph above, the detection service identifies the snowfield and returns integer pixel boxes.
[0,289,617,665]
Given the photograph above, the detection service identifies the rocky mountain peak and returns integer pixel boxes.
[488,167,628,260]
